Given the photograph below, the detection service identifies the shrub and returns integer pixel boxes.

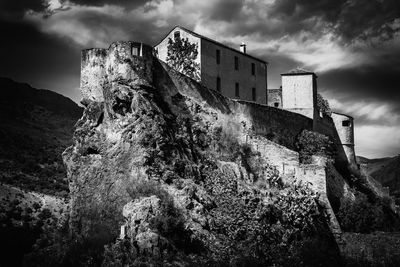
[201,167,330,265]
[317,93,332,116]
[296,130,335,164]
[337,192,400,233]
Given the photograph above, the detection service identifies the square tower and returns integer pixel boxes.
[281,68,317,120]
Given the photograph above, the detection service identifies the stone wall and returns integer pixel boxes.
[267,88,282,108]
[281,74,316,119]
[234,100,313,150]
[81,41,154,103]
[81,48,107,102]
[201,38,268,105]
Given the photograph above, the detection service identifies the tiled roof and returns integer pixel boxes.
[155,25,268,64]
[281,67,315,76]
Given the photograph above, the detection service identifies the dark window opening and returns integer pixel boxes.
[342,120,351,127]
[274,102,279,107]
[235,83,239,97]
[234,56,239,70]
[174,31,180,39]
[251,63,255,75]
[217,77,221,92]
[216,49,220,65]
[252,87,256,101]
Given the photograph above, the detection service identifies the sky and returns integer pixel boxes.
[0,0,400,158]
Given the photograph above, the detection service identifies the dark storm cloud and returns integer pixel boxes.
[319,64,400,127]
[0,15,81,101]
[62,0,149,9]
[268,0,400,42]
[321,65,400,104]
[0,0,47,19]
[208,0,244,22]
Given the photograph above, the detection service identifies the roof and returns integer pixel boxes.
[331,111,354,120]
[154,25,268,65]
[281,67,316,76]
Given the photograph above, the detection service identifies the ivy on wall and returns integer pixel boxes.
[166,37,200,82]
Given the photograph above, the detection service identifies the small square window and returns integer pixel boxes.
[234,56,239,70]
[274,102,279,107]
[216,49,220,65]
[251,63,255,75]
[132,46,139,56]
[342,120,351,127]
[235,82,239,97]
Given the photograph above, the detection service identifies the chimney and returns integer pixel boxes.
[240,42,246,54]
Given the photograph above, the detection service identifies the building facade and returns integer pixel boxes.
[280,68,318,120]
[155,26,268,105]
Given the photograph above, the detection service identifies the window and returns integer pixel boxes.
[174,31,180,39]
[132,46,139,56]
[235,83,239,97]
[251,63,255,75]
[342,120,351,127]
[216,49,220,65]
[216,77,221,92]
[252,87,256,101]
[274,102,279,107]
[234,56,239,70]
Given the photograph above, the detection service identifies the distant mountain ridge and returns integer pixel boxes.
[0,77,83,196]
[357,155,400,204]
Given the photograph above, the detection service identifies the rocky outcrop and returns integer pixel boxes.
[62,41,343,265]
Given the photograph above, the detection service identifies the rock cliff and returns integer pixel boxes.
[61,42,341,265]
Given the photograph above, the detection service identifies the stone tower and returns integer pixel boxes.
[281,68,317,121]
[331,112,357,168]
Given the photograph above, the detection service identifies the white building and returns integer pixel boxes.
[155,26,269,104]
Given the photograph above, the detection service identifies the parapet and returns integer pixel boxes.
[80,41,154,103]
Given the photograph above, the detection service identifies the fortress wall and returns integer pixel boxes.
[157,60,312,151]
[105,42,154,87]
[298,164,327,195]
[235,100,313,150]
[81,48,107,102]
[316,113,357,168]
[267,89,282,108]
[244,135,328,196]
[331,112,354,145]
[80,42,154,104]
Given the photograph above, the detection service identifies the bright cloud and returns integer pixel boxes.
[355,125,400,158]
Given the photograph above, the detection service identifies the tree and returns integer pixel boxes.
[317,93,332,116]
[166,37,200,81]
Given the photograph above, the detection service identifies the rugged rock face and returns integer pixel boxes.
[62,42,341,266]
